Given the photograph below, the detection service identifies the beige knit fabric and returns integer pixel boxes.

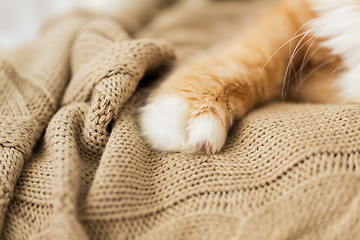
[1,0,360,239]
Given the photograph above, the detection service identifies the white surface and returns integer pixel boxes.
[0,0,78,49]
[78,0,131,15]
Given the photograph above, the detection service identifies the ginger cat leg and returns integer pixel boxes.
[140,1,309,154]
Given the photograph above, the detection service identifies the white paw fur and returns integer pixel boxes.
[139,97,227,154]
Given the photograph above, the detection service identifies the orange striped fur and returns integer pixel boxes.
[140,0,357,154]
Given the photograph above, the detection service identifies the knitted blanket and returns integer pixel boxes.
[1,0,359,239]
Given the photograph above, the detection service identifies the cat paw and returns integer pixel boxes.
[139,97,227,154]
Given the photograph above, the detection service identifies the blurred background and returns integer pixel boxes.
[0,0,78,49]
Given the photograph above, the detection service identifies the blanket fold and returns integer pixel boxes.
[0,13,92,233]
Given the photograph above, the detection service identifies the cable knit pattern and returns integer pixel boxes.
[0,0,359,239]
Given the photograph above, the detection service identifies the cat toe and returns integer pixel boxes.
[139,97,227,154]
[186,113,227,154]
[139,97,189,152]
